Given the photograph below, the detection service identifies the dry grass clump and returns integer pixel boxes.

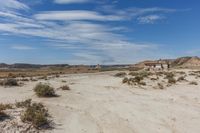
[60,85,70,90]
[122,77,129,83]
[0,103,12,120]
[165,72,175,79]
[177,76,186,82]
[34,83,56,97]
[129,71,151,79]
[168,77,176,84]
[0,78,19,86]
[157,83,164,89]
[16,99,32,108]
[189,81,198,85]
[20,101,50,129]
[114,72,127,77]
[122,76,146,86]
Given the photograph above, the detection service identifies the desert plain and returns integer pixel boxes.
[0,69,200,133]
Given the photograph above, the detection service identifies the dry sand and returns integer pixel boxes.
[1,70,200,133]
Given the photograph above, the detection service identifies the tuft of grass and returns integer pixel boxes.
[0,103,12,121]
[177,76,185,82]
[16,99,32,108]
[122,77,129,84]
[0,78,19,86]
[21,102,50,129]
[34,83,56,97]
[189,81,198,85]
[157,83,164,89]
[114,72,126,77]
[168,77,176,84]
[60,85,70,90]
[165,72,175,79]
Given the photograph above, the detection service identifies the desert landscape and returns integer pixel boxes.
[1,57,200,133]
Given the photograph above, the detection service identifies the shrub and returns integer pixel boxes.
[114,72,126,77]
[60,85,70,90]
[0,78,19,86]
[0,103,12,121]
[168,77,176,84]
[189,81,198,85]
[157,83,164,89]
[177,76,185,82]
[139,81,146,86]
[122,77,129,84]
[21,102,50,129]
[165,72,174,79]
[34,83,56,97]
[134,76,143,83]
[129,72,138,76]
[16,99,32,108]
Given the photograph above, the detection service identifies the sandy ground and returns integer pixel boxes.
[1,70,200,133]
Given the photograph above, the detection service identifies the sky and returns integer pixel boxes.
[0,0,199,65]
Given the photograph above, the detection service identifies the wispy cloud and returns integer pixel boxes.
[0,0,29,11]
[11,45,35,50]
[138,15,165,24]
[54,0,91,4]
[34,10,123,21]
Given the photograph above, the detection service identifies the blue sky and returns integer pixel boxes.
[0,0,199,65]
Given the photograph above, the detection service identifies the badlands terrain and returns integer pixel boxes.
[0,68,200,133]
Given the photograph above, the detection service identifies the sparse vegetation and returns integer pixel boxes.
[168,77,176,84]
[0,78,19,86]
[34,83,56,97]
[177,76,185,82]
[0,103,12,120]
[20,101,50,129]
[189,81,198,85]
[122,77,129,83]
[114,72,126,77]
[16,99,32,108]
[157,83,164,89]
[60,85,70,90]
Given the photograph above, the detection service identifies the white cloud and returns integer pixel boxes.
[34,10,124,21]
[54,0,91,4]
[11,45,35,50]
[138,15,165,24]
[0,0,29,11]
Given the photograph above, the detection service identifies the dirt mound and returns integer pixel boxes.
[172,56,200,68]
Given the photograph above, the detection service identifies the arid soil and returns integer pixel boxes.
[1,70,200,133]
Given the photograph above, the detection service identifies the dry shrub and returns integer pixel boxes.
[189,81,198,85]
[165,72,174,79]
[16,99,32,108]
[0,103,12,121]
[157,83,164,89]
[0,78,19,86]
[122,77,129,83]
[60,85,70,90]
[20,101,50,129]
[168,77,176,84]
[177,76,185,82]
[114,72,126,77]
[34,83,56,97]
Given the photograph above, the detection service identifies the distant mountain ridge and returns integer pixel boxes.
[0,63,69,69]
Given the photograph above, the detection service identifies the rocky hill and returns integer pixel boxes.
[134,56,200,68]
[171,56,200,68]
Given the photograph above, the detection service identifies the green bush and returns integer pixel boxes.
[34,83,56,97]
[21,102,50,129]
